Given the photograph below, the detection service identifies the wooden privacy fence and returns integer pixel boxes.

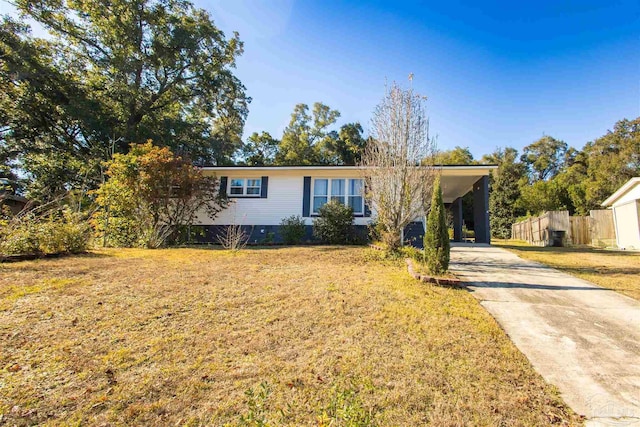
[512,210,615,247]
[511,211,569,246]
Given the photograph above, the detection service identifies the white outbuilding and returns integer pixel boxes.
[602,177,640,250]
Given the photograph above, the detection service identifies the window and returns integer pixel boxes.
[246,179,261,195]
[348,179,363,213]
[312,178,363,214]
[229,178,262,197]
[313,179,328,213]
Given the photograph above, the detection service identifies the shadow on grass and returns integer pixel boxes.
[554,265,640,277]
[497,244,639,258]
[1,251,114,263]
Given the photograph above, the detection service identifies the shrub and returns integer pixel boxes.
[424,178,450,274]
[401,245,424,264]
[0,208,92,256]
[92,142,228,248]
[218,224,249,251]
[279,215,307,245]
[0,215,41,256]
[313,200,354,244]
[262,231,275,245]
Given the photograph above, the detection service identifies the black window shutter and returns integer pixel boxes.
[219,176,228,197]
[302,176,311,217]
[260,176,268,198]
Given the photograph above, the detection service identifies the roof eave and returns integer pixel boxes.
[201,165,497,171]
[601,177,640,207]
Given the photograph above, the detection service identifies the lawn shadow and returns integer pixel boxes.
[1,251,114,264]
[558,265,640,276]
[498,244,639,258]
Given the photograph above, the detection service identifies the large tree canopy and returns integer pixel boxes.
[240,131,279,166]
[433,146,475,165]
[275,102,340,165]
[521,136,570,181]
[2,0,249,200]
[581,117,640,210]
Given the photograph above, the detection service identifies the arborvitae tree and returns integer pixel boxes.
[424,178,449,274]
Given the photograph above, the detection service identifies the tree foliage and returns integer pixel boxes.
[2,0,249,200]
[1,16,103,200]
[241,131,279,166]
[433,146,475,165]
[424,178,449,274]
[323,122,368,165]
[92,142,227,248]
[521,136,570,181]
[482,117,639,234]
[276,103,340,165]
[580,118,640,210]
[486,147,526,238]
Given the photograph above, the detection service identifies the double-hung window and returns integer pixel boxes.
[313,178,363,214]
[229,178,261,196]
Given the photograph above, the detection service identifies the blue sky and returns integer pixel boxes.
[3,0,638,158]
[203,0,639,158]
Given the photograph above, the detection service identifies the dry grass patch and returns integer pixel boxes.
[0,247,581,426]
[494,240,640,301]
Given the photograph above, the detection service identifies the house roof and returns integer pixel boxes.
[202,164,497,172]
[601,177,640,207]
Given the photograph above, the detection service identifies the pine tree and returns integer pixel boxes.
[424,178,450,274]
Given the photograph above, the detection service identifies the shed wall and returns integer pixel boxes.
[612,200,640,249]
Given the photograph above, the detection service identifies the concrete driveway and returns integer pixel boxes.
[449,244,640,427]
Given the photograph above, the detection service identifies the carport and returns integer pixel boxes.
[440,165,496,244]
[403,165,496,247]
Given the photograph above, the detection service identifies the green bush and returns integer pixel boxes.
[279,215,306,244]
[91,215,139,247]
[401,245,424,264]
[313,200,354,244]
[0,216,41,256]
[424,179,450,274]
[0,208,92,256]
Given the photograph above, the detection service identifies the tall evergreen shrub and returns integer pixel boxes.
[424,179,450,274]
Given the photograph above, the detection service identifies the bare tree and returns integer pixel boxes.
[361,80,438,250]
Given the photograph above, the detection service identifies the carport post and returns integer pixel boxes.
[473,176,491,244]
[452,197,463,242]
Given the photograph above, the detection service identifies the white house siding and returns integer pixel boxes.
[197,169,373,226]
[612,200,640,250]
